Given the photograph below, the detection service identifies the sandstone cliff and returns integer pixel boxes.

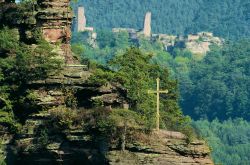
[108,130,213,165]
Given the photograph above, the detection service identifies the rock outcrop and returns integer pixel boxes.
[107,130,213,165]
[0,0,76,64]
[10,119,214,164]
[36,0,73,44]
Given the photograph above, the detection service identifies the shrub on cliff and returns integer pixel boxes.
[0,27,63,130]
[89,47,191,132]
[0,27,62,84]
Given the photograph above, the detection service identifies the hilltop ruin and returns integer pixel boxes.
[143,12,152,37]
[76,5,222,55]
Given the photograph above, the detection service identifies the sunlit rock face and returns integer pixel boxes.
[0,0,76,64]
[35,0,76,64]
[36,0,73,44]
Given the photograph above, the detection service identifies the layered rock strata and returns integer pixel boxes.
[107,130,214,165]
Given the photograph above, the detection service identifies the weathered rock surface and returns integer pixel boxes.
[0,0,76,64]
[10,109,106,165]
[107,130,213,165]
[6,111,214,165]
[36,0,73,42]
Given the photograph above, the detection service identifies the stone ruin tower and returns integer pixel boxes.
[77,6,86,32]
[143,12,151,37]
[77,5,94,32]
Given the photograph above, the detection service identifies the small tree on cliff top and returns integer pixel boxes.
[90,47,190,130]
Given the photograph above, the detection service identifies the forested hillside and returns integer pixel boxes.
[180,40,250,121]
[73,0,250,40]
[71,30,250,164]
[193,119,250,165]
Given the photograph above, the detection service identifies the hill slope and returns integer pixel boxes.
[73,0,250,40]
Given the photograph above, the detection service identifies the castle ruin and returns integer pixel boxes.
[143,12,151,37]
[77,6,86,32]
[77,6,94,32]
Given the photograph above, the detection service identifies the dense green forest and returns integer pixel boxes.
[193,119,250,165]
[73,0,250,40]
[181,40,250,121]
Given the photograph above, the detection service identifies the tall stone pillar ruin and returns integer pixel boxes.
[143,12,151,37]
[77,6,94,32]
[77,6,86,32]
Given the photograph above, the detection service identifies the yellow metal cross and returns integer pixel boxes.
[148,78,168,131]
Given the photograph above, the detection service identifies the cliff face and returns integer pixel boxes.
[11,117,214,164]
[8,69,126,165]
[0,0,75,64]
[36,0,73,44]
[0,1,214,165]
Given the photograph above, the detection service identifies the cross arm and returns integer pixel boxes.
[148,90,156,94]
[159,90,169,94]
[147,90,169,94]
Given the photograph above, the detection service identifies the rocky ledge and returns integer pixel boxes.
[107,130,213,165]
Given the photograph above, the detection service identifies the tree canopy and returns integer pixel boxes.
[0,27,62,131]
[88,47,191,131]
[181,40,250,121]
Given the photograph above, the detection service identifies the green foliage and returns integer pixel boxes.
[49,107,79,129]
[90,47,191,131]
[181,40,250,120]
[73,0,250,40]
[0,156,6,165]
[79,108,146,148]
[193,119,250,165]
[96,30,115,49]
[88,67,116,85]
[0,27,19,53]
[37,128,49,149]
[71,31,132,65]
[114,32,130,50]
[0,27,63,130]
[0,28,62,84]
[109,109,144,128]
[0,144,6,165]
[71,43,84,61]
[64,89,78,108]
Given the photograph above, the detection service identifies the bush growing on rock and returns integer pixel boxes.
[0,27,63,131]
